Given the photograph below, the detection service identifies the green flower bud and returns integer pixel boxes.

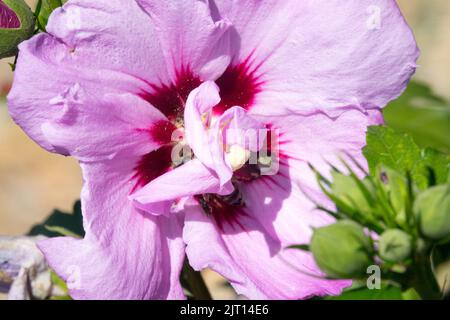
[310,220,373,279]
[0,0,35,59]
[414,184,450,241]
[378,229,412,263]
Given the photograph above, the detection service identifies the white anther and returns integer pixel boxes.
[226,144,250,171]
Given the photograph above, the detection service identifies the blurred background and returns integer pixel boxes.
[1,0,450,299]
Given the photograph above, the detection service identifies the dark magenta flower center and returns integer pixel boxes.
[134,58,266,227]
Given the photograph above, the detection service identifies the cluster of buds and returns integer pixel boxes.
[302,154,449,298]
[0,0,35,59]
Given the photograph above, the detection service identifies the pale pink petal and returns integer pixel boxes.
[136,0,232,81]
[46,0,171,85]
[131,159,233,215]
[39,159,185,300]
[184,81,234,186]
[184,81,221,168]
[41,91,167,162]
[7,33,156,154]
[259,108,384,188]
[246,109,383,241]
[184,108,380,299]
[211,0,419,115]
[184,204,350,299]
[8,0,230,155]
[208,106,265,184]
[218,106,265,151]
[239,172,331,245]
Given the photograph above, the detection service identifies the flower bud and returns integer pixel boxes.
[0,0,35,59]
[378,229,412,263]
[310,220,373,279]
[414,184,450,241]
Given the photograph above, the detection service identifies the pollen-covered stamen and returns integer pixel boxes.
[225,144,250,171]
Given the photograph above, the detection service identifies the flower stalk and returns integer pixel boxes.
[410,246,442,300]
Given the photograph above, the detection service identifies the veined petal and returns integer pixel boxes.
[184,81,225,172]
[46,0,171,85]
[217,106,265,152]
[184,204,350,299]
[261,108,384,186]
[41,91,168,162]
[131,158,233,216]
[8,0,231,155]
[39,159,185,300]
[136,0,232,81]
[7,33,157,154]
[249,108,384,242]
[184,108,379,299]
[211,0,419,115]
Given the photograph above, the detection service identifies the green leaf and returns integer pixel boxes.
[28,200,85,238]
[50,271,68,293]
[49,271,72,300]
[35,0,64,31]
[328,285,403,300]
[401,288,421,300]
[331,171,374,215]
[384,81,450,153]
[44,225,81,238]
[378,167,411,228]
[287,244,310,251]
[422,148,450,185]
[363,126,450,190]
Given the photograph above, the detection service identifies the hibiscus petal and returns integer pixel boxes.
[184,81,229,177]
[217,106,265,152]
[7,33,157,154]
[46,0,171,85]
[39,159,185,300]
[184,108,379,299]
[136,0,232,81]
[184,204,350,299]
[260,108,384,187]
[131,159,234,215]
[211,0,419,115]
[41,91,167,162]
[9,0,195,154]
[249,108,383,241]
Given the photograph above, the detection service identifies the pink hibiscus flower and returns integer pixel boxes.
[7,0,418,299]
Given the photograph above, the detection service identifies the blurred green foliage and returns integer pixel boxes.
[328,284,404,300]
[28,200,84,238]
[35,0,66,31]
[364,126,450,190]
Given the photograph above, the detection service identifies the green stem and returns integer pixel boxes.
[183,260,212,300]
[411,246,442,300]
